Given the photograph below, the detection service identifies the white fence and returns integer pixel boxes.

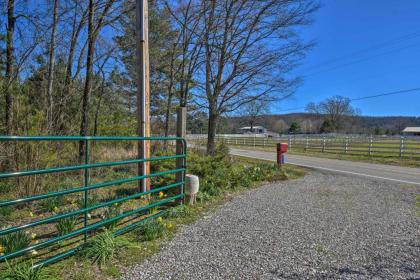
[188,134,420,158]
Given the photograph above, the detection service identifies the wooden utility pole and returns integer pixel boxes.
[136,0,150,192]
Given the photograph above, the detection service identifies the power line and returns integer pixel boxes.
[278,86,420,112]
[351,87,420,101]
[304,43,420,77]
[300,30,420,73]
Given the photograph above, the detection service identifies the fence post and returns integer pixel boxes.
[253,136,256,147]
[322,136,326,152]
[305,136,309,151]
[345,137,349,154]
[176,107,186,201]
[399,136,404,158]
[288,136,292,151]
[368,136,373,156]
[83,139,89,242]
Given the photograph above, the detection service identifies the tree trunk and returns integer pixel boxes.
[79,0,95,162]
[207,106,218,155]
[93,79,105,136]
[164,48,176,137]
[5,0,15,136]
[47,0,59,133]
[163,93,173,137]
[59,2,85,133]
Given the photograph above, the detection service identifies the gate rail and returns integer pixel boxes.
[0,136,186,268]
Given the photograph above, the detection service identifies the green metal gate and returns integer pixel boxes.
[0,136,186,268]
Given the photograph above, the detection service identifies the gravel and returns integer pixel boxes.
[121,171,420,280]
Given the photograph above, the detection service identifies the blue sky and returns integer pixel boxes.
[276,0,420,117]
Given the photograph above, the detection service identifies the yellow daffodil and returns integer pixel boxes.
[53,206,59,213]
[31,250,38,256]
[31,233,37,239]
[159,191,164,198]
[166,222,174,229]
[156,217,163,223]
[113,203,119,207]
[0,245,5,254]
[29,211,34,217]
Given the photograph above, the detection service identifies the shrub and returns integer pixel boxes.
[0,231,31,254]
[81,231,127,265]
[214,142,230,156]
[137,220,167,241]
[56,216,78,236]
[197,191,212,203]
[41,196,65,213]
[1,261,47,280]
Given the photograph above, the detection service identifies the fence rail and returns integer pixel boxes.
[0,136,186,268]
[188,135,420,158]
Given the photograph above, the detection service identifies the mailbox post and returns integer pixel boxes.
[276,143,288,167]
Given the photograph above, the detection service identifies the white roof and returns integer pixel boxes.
[402,127,420,133]
[239,126,265,130]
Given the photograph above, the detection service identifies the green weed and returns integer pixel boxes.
[165,205,192,219]
[137,220,167,241]
[0,231,31,254]
[80,231,128,266]
[56,216,78,236]
[104,204,122,230]
[1,261,48,280]
[0,206,14,218]
[41,196,65,213]
[76,195,98,209]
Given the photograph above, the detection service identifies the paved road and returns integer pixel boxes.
[230,148,420,186]
[123,172,420,279]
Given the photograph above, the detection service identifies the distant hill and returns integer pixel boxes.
[221,113,420,135]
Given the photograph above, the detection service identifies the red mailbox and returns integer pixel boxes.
[276,143,288,166]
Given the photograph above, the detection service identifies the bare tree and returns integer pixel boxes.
[5,0,15,136]
[240,99,269,131]
[197,0,318,154]
[46,0,59,133]
[79,0,119,161]
[306,95,358,132]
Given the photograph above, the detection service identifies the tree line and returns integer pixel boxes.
[0,0,318,155]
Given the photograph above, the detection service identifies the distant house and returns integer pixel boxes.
[237,126,278,137]
[402,127,420,136]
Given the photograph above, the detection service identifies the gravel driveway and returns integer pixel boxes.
[122,171,420,279]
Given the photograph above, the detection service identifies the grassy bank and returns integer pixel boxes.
[0,147,305,280]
